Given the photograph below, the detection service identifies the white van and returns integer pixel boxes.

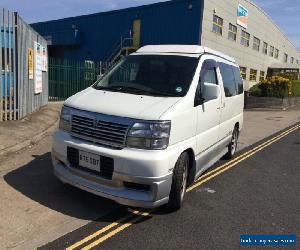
[52,45,244,210]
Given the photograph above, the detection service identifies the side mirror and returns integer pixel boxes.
[203,82,220,101]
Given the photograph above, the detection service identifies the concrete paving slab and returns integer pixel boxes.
[238,109,300,151]
[0,102,63,157]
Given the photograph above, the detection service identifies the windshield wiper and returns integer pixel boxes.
[94,85,142,92]
[94,85,177,97]
[143,90,177,97]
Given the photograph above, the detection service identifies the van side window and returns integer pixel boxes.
[200,60,218,85]
[200,68,218,85]
[232,66,244,94]
[219,62,237,97]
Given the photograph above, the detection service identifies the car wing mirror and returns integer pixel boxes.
[203,82,220,101]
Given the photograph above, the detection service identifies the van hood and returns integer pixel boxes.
[64,87,181,120]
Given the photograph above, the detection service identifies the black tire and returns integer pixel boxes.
[224,126,239,159]
[168,152,189,211]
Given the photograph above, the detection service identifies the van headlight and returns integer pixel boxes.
[59,106,71,132]
[126,121,171,150]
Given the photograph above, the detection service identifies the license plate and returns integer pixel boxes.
[79,150,101,172]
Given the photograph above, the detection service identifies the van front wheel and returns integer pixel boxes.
[168,152,189,211]
[225,127,239,159]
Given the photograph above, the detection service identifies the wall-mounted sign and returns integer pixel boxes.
[42,46,48,72]
[28,48,34,80]
[34,41,43,94]
[237,4,249,29]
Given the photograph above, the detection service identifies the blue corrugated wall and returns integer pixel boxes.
[31,0,203,61]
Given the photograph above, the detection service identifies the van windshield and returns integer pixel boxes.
[93,55,198,97]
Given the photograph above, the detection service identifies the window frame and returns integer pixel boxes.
[250,69,258,81]
[284,53,288,63]
[259,71,265,82]
[240,30,250,47]
[253,37,260,51]
[240,66,247,80]
[291,57,294,64]
[274,48,279,59]
[212,15,223,36]
[269,46,274,57]
[263,42,268,55]
[228,23,237,41]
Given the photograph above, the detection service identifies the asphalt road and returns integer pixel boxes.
[38,123,300,250]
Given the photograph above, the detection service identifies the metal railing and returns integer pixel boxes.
[48,32,138,102]
[105,35,134,64]
[0,7,48,121]
[49,58,112,101]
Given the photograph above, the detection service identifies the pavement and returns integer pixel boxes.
[239,108,300,150]
[0,102,62,157]
[0,107,300,249]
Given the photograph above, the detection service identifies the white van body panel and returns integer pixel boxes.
[65,87,181,120]
[52,45,244,208]
[136,45,235,62]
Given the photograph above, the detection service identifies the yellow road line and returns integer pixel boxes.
[81,212,151,250]
[193,124,300,184]
[187,123,300,192]
[66,210,141,250]
[67,123,300,250]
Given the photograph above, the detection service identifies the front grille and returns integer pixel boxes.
[71,114,130,149]
[67,147,114,180]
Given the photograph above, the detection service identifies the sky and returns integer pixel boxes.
[1,0,300,49]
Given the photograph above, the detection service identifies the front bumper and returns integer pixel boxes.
[51,131,174,208]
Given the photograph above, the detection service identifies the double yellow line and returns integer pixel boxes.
[187,122,300,192]
[66,210,152,250]
[66,123,300,250]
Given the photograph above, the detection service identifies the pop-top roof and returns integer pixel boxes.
[136,45,235,63]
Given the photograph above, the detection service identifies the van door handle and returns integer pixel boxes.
[217,104,225,110]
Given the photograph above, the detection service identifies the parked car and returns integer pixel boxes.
[52,45,244,210]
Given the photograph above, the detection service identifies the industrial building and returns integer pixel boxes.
[31,0,300,90]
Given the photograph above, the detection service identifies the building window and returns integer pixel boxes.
[269,46,274,57]
[212,15,223,35]
[263,42,268,55]
[297,60,299,64]
[284,53,288,63]
[228,23,237,41]
[259,71,265,82]
[274,48,279,59]
[240,67,247,80]
[291,57,294,64]
[250,69,257,81]
[241,30,250,47]
[252,37,260,51]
